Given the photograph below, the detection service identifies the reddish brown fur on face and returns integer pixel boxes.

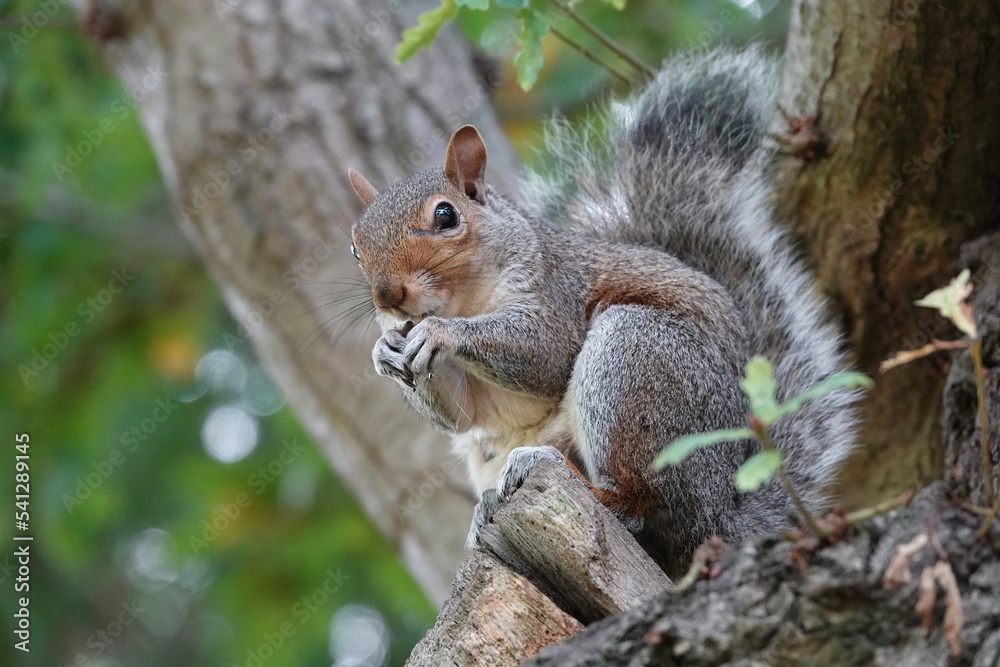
[399,196,480,311]
[409,234,471,287]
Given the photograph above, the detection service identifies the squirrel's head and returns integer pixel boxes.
[348,125,520,326]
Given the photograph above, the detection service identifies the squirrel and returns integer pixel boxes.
[346,46,858,579]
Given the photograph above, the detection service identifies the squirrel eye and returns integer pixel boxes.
[350,243,360,261]
[434,203,459,230]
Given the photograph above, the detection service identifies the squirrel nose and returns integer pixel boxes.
[372,281,406,311]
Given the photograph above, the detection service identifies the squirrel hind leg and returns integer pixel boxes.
[569,304,755,573]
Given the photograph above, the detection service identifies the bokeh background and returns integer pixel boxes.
[0,1,785,665]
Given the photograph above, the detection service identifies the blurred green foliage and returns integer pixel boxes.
[0,1,787,665]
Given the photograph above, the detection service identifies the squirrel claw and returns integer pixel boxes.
[466,489,499,550]
[403,317,448,382]
[372,330,415,388]
[495,445,565,503]
[466,447,565,549]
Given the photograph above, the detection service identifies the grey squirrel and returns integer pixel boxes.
[347,46,858,578]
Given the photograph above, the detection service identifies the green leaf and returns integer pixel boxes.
[740,356,781,426]
[396,0,459,64]
[494,0,530,7]
[777,372,873,418]
[734,450,782,492]
[514,9,549,91]
[598,0,627,9]
[654,428,755,469]
[915,269,977,338]
[455,0,490,8]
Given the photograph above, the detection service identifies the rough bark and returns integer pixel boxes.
[405,551,584,667]
[942,232,1000,506]
[477,461,673,624]
[777,0,1000,507]
[77,0,520,603]
[407,471,1000,666]
[406,461,670,665]
[524,484,1000,666]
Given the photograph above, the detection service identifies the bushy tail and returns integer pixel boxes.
[522,46,857,509]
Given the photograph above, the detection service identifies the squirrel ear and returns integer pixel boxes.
[348,168,379,207]
[444,125,487,202]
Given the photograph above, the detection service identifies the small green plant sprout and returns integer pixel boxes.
[395,0,653,91]
[880,270,997,536]
[654,356,872,536]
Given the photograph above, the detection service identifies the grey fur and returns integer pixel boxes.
[356,46,859,579]
[522,46,858,512]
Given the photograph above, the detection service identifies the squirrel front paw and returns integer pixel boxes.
[495,445,566,503]
[402,317,452,382]
[372,327,415,388]
[372,317,452,389]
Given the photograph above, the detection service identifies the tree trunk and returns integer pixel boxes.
[77,0,520,604]
[777,0,1000,507]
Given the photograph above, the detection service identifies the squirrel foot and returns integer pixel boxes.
[496,445,566,503]
[466,446,566,550]
[466,489,499,550]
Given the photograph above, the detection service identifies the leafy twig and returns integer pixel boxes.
[754,421,825,536]
[844,488,915,524]
[548,25,632,86]
[395,0,458,64]
[547,0,656,79]
[887,270,996,532]
[656,356,872,539]
[879,338,970,373]
[959,500,992,516]
[671,536,725,594]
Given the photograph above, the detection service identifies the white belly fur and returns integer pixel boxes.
[452,385,575,495]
